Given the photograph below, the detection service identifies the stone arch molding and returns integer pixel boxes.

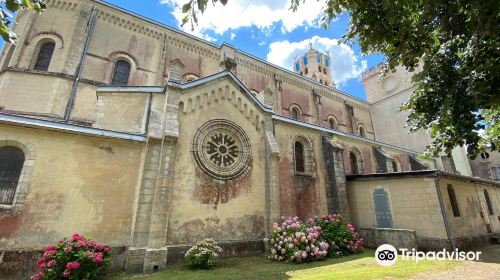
[348,146,364,174]
[0,137,36,209]
[25,32,64,71]
[106,52,139,85]
[178,83,266,132]
[292,135,316,177]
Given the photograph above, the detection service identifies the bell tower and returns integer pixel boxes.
[294,43,335,88]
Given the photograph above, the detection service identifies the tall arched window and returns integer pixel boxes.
[447,184,460,217]
[349,147,364,175]
[350,151,359,174]
[291,107,300,120]
[34,41,55,71]
[359,126,366,138]
[295,142,305,172]
[111,60,131,86]
[391,160,398,172]
[0,146,25,205]
[328,118,337,130]
[484,189,494,215]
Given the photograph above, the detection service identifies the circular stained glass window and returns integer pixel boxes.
[192,119,252,180]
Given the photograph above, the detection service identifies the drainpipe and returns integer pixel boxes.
[64,7,97,120]
[434,172,456,249]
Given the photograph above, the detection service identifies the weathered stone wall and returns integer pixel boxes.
[165,82,268,245]
[274,122,327,220]
[347,177,449,240]
[439,178,500,239]
[357,228,418,250]
[0,125,144,249]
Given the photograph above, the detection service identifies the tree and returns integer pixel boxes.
[1,0,46,44]
[180,0,499,158]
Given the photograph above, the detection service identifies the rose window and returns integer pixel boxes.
[192,119,252,180]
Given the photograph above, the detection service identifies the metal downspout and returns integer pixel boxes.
[434,172,456,249]
[64,6,97,120]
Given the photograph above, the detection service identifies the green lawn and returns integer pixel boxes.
[108,250,460,280]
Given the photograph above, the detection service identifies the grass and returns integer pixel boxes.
[107,250,460,280]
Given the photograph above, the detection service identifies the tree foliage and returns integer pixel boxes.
[0,0,46,44]
[181,0,499,158]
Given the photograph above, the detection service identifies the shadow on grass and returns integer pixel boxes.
[473,244,500,264]
[108,251,373,280]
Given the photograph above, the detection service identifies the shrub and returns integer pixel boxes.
[265,214,363,263]
[266,216,329,263]
[31,233,112,280]
[308,214,364,257]
[184,239,223,268]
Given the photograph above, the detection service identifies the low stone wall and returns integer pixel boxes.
[417,238,452,251]
[166,239,265,264]
[0,246,127,280]
[357,227,418,250]
[126,239,265,274]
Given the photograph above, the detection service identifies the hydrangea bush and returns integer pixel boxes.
[31,234,112,280]
[184,238,223,268]
[265,214,363,263]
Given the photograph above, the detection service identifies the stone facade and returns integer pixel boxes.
[0,0,498,278]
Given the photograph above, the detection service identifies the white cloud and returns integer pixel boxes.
[267,36,368,86]
[160,0,324,36]
[230,32,236,40]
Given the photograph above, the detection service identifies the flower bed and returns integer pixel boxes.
[265,214,363,263]
[31,233,112,280]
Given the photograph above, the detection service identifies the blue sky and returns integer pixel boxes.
[2,0,385,100]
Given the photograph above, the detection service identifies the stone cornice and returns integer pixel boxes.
[167,36,221,61]
[45,0,78,11]
[95,9,163,40]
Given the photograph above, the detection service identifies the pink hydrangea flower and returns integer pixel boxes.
[31,272,43,280]
[63,269,71,278]
[47,260,57,268]
[66,261,80,270]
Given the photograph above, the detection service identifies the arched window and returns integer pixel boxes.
[304,67,308,75]
[323,68,327,74]
[111,60,131,86]
[328,117,338,130]
[391,160,398,172]
[303,55,308,65]
[359,126,366,138]
[349,147,364,175]
[350,151,359,175]
[34,41,55,71]
[0,146,25,205]
[295,142,305,173]
[484,189,494,215]
[291,106,300,120]
[447,184,460,217]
